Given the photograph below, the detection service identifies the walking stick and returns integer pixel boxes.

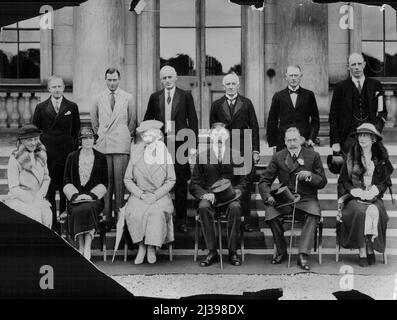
[287,178,299,268]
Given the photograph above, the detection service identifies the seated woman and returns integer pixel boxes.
[337,123,393,267]
[63,127,108,260]
[5,124,52,227]
[123,120,175,264]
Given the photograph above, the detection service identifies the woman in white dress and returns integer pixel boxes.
[5,124,52,228]
[123,120,176,264]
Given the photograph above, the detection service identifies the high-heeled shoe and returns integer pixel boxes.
[134,244,146,264]
[297,253,310,271]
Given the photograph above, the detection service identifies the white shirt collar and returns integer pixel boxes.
[352,76,365,87]
[212,143,226,160]
[289,147,301,158]
[108,87,120,95]
[288,85,300,92]
[165,86,176,99]
[225,94,238,101]
[51,95,63,106]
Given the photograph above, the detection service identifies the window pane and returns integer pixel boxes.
[18,16,40,28]
[385,5,397,41]
[0,44,17,78]
[362,4,383,40]
[206,0,241,27]
[20,30,40,42]
[18,43,40,78]
[160,0,195,27]
[386,42,397,76]
[206,28,241,75]
[362,41,384,77]
[160,28,196,76]
[0,29,17,42]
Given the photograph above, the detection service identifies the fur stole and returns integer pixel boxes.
[346,141,389,188]
[12,142,47,171]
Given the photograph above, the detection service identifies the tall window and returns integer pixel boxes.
[362,4,397,77]
[0,16,40,80]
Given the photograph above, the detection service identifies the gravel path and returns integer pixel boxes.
[112,273,396,300]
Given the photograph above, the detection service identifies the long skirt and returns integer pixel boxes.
[5,197,52,228]
[67,199,104,239]
[337,198,389,252]
[125,195,174,247]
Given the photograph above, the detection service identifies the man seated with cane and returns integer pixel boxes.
[258,127,327,270]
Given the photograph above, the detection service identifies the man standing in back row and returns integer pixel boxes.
[329,52,387,154]
[144,65,198,233]
[91,68,136,230]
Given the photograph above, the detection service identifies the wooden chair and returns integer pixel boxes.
[335,196,387,264]
[194,206,245,269]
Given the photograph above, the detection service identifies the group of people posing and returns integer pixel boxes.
[3,52,392,269]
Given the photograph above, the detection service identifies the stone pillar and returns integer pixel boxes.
[73,0,125,116]
[136,0,158,123]
[275,0,329,115]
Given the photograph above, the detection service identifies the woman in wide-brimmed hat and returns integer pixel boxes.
[63,127,107,260]
[337,122,393,267]
[123,120,175,265]
[4,124,52,227]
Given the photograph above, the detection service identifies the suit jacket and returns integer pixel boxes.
[32,96,81,167]
[266,87,319,150]
[91,88,136,154]
[258,147,327,220]
[210,94,259,153]
[329,77,387,146]
[144,87,198,149]
[189,147,249,200]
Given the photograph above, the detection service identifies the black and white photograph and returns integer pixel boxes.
[1,0,397,308]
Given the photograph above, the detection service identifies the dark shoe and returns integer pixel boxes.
[367,253,376,265]
[271,252,287,264]
[244,223,254,232]
[178,223,189,233]
[228,251,241,266]
[358,256,369,267]
[200,251,218,267]
[297,253,311,271]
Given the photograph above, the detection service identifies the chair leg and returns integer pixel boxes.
[240,216,245,262]
[314,226,318,253]
[318,221,323,265]
[383,249,388,265]
[124,241,128,262]
[336,242,340,262]
[103,241,107,262]
[169,243,173,262]
[218,216,223,270]
[194,215,199,262]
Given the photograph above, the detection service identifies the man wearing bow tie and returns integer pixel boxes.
[259,127,327,270]
[32,75,81,233]
[266,65,320,152]
[210,73,260,232]
[329,53,387,154]
[144,66,198,233]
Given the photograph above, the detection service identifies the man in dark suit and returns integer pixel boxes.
[266,65,320,152]
[189,124,249,267]
[210,72,260,232]
[144,65,198,233]
[32,75,81,233]
[329,52,388,154]
[258,127,327,270]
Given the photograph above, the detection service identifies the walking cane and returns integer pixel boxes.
[287,178,299,268]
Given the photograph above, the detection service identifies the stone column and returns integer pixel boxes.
[73,0,125,116]
[275,0,329,115]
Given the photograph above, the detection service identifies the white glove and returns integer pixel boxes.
[350,188,362,198]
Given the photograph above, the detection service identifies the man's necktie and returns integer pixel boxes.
[292,153,297,162]
[218,142,223,164]
[357,81,362,94]
[167,91,172,105]
[228,99,235,115]
[54,100,59,113]
[289,88,299,95]
[110,91,115,111]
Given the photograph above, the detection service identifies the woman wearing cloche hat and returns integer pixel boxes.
[337,122,393,267]
[4,124,52,227]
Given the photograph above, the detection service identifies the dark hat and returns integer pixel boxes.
[270,185,301,208]
[327,152,345,175]
[350,123,382,141]
[18,123,42,140]
[136,120,163,134]
[77,127,98,141]
[211,178,241,207]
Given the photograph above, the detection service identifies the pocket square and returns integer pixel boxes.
[64,111,71,115]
